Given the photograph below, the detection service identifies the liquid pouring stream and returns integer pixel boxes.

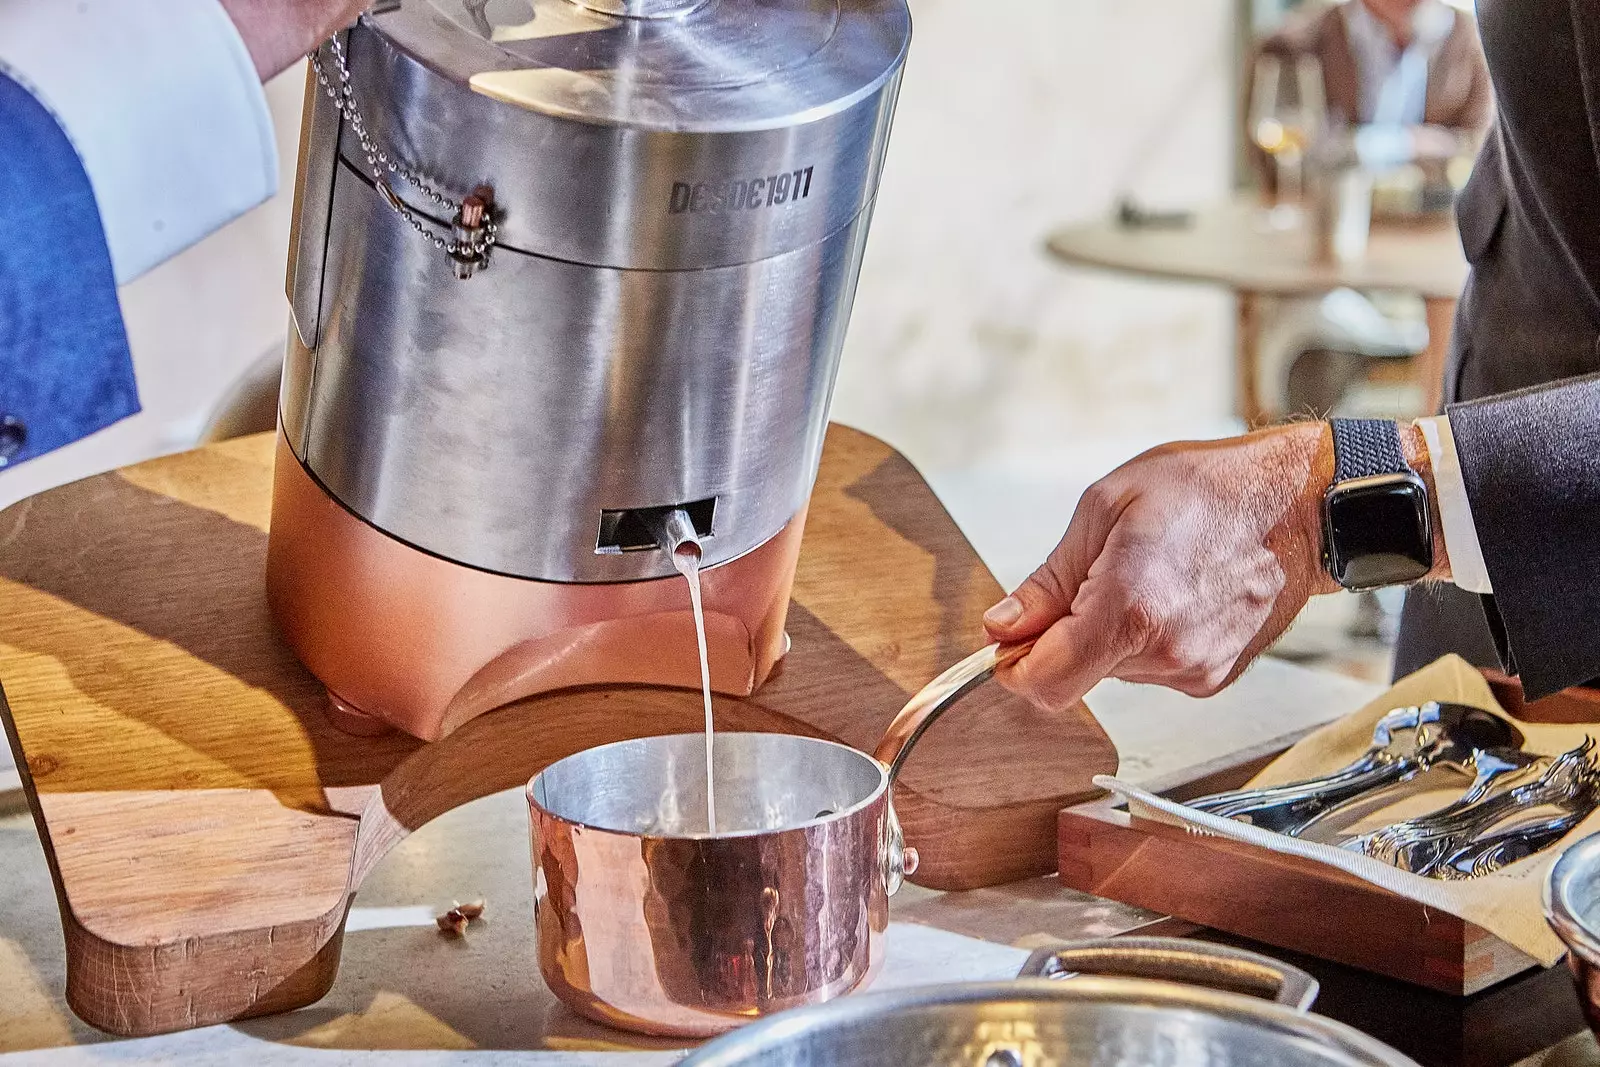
[670,537,717,834]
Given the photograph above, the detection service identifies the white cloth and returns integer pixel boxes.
[1344,0,1456,170]
[0,0,277,285]
[1416,414,1494,594]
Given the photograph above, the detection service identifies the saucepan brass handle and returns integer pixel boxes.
[872,641,1035,785]
[1019,936,1320,1011]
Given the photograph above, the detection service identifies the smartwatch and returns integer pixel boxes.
[1322,419,1433,591]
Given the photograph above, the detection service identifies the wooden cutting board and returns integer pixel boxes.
[0,425,1116,1037]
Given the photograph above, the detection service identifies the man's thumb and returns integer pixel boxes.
[983,566,1071,642]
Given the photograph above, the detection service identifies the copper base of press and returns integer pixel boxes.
[266,431,803,741]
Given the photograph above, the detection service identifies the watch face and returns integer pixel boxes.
[1324,475,1433,591]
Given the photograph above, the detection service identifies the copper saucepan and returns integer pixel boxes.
[525,642,1031,1036]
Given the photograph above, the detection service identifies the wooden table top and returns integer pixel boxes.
[1047,195,1468,300]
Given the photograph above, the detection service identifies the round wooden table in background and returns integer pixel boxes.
[1046,195,1469,425]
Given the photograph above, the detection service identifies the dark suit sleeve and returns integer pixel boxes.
[0,71,139,470]
[1448,373,1600,698]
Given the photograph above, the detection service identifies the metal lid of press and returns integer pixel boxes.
[367,0,910,132]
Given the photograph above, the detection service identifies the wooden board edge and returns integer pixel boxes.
[2,681,355,1036]
[0,680,74,934]
[1460,928,1542,997]
[61,903,348,1037]
[906,785,1107,891]
[1057,800,1476,994]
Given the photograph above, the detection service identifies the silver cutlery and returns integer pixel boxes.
[1187,703,1523,837]
[1347,746,1545,864]
[1386,739,1600,878]
[1435,807,1596,880]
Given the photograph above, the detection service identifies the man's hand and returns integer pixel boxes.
[982,421,1445,711]
[219,0,369,81]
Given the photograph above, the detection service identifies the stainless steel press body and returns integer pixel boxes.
[282,0,909,583]
[267,0,911,739]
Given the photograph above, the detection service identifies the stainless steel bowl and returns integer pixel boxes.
[1544,830,1600,1033]
[678,975,1419,1067]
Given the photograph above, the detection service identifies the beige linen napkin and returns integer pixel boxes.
[1096,655,1600,966]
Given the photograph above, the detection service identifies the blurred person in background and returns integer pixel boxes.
[0,0,361,473]
[1247,0,1494,422]
[1253,0,1492,186]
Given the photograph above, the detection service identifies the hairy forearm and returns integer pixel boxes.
[218,0,366,81]
[985,417,1459,713]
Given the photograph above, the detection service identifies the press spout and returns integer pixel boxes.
[648,508,701,560]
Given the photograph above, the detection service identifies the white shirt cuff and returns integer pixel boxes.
[0,0,278,285]
[1415,415,1494,594]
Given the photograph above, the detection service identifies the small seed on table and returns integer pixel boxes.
[436,898,486,938]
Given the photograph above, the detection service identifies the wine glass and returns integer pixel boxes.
[1250,53,1327,227]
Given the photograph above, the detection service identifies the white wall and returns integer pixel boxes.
[836,0,1237,475]
[2,1,1241,583]
[832,0,1240,586]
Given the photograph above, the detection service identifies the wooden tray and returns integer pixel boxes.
[0,426,1118,1037]
[1058,737,1543,997]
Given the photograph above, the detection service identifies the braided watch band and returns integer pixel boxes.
[1330,419,1412,482]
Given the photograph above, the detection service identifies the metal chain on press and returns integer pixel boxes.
[309,30,497,279]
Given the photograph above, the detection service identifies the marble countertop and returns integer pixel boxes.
[0,659,1382,1064]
